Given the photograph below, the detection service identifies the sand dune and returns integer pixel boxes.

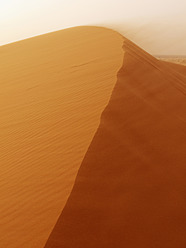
[157,56,186,66]
[1,26,186,248]
[157,57,186,76]
[44,37,186,247]
[0,27,123,248]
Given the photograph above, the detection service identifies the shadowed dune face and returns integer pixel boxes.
[158,59,186,76]
[45,39,186,248]
[158,57,186,66]
[0,27,124,248]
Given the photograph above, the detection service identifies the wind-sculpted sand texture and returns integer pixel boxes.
[0,27,124,248]
[45,38,186,248]
[159,59,186,77]
[157,56,186,66]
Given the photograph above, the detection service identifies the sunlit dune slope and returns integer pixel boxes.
[45,39,186,248]
[0,26,124,248]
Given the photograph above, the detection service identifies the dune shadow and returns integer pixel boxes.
[44,40,186,248]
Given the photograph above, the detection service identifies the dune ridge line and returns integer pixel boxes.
[44,34,186,248]
[0,26,124,248]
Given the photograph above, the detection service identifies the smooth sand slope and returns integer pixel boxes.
[157,57,186,77]
[157,57,186,66]
[0,27,124,248]
[45,39,186,247]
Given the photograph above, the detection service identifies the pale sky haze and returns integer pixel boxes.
[1,0,186,54]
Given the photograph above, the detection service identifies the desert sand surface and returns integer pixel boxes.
[44,38,186,247]
[157,56,186,66]
[157,57,186,77]
[0,27,124,248]
[160,61,186,79]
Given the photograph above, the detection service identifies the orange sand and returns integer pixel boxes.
[1,26,186,248]
[157,56,186,66]
[45,39,186,247]
[0,27,123,248]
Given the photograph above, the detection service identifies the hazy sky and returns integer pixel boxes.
[1,0,186,54]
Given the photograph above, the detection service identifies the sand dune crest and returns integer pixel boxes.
[45,37,186,248]
[0,27,123,248]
